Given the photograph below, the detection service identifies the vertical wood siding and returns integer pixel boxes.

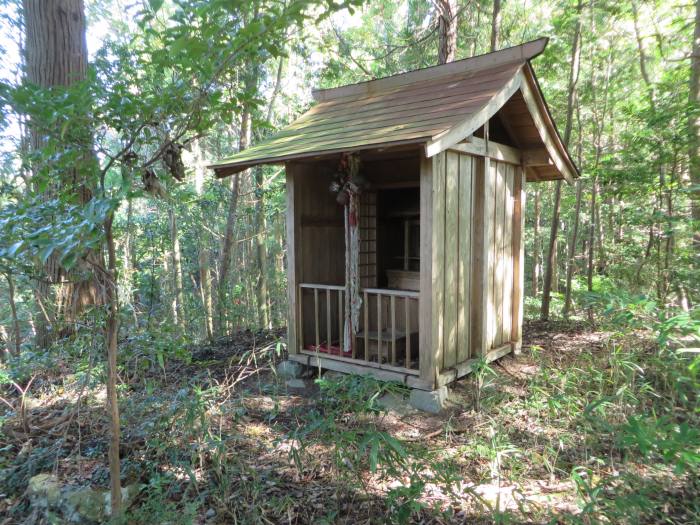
[430,151,524,379]
[486,160,521,350]
[431,151,478,374]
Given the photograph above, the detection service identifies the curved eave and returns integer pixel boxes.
[209,137,428,178]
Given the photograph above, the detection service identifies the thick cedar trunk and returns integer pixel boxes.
[5,273,21,356]
[490,0,501,52]
[436,0,457,64]
[23,0,104,346]
[689,0,700,259]
[169,207,185,328]
[0,325,10,362]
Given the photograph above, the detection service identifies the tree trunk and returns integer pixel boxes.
[541,0,581,320]
[169,207,185,329]
[436,0,457,64]
[563,181,583,317]
[103,215,122,515]
[532,188,541,296]
[253,167,271,329]
[587,176,598,292]
[217,111,249,336]
[490,0,501,52]
[23,0,104,347]
[561,0,583,317]
[689,0,700,260]
[199,246,214,339]
[5,273,21,356]
[541,181,562,320]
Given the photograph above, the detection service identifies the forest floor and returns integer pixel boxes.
[1,320,697,524]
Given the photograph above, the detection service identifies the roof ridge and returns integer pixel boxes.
[312,37,548,103]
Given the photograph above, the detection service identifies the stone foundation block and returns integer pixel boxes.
[409,386,449,414]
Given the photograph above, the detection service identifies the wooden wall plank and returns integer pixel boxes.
[470,156,494,357]
[503,164,514,343]
[457,154,473,362]
[429,152,446,380]
[443,151,459,369]
[486,160,497,349]
[493,161,505,347]
[512,167,526,351]
[419,153,435,386]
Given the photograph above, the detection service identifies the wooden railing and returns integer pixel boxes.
[298,283,420,372]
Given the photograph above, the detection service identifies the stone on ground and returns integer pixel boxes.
[275,360,307,379]
[377,392,418,416]
[285,378,310,389]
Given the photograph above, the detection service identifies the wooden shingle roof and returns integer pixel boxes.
[210,38,578,183]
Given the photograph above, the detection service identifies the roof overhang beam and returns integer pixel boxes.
[518,67,576,184]
[424,67,524,158]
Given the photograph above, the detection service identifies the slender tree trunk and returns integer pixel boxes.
[541,181,562,320]
[688,0,700,260]
[199,246,214,339]
[532,188,541,296]
[587,176,598,292]
[541,2,581,320]
[169,207,185,329]
[253,167,271,329]
[436,0,457,64]
[217,112,249,335]
[560,0,583,317]
[563,181,583,317]
[490,0,501,52]
[104,215,122,515]
[5,273,21,356]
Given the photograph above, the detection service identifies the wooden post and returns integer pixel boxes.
[419,152,436,387]
[390,295,396,365]
[512,167,526,353]
[314,288,320,349]
[285,163,301,354]
[338,290,343,354]
[377,293,382,362]
[405,297,411,367]
[326,289,331,346]
[364,290,369,361]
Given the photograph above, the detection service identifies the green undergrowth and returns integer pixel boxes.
[1,297,699,523]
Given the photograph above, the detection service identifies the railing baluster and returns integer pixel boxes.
[298,283,418,372]
[364,290,369,361]
[391,295,396,365]
[314,288,319,350]
[338,289,343,355]
[326,289,332,349]
[377,293,382,363]
[298,286,304,351]
[405,296,410,368]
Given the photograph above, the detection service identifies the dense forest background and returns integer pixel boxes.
[0,0,698,523]
[1,0,697,348]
